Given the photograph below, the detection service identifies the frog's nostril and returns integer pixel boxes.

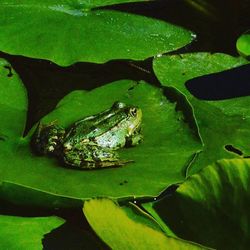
[113,101,126,109]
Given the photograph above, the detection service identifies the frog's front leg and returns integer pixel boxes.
[126,132,143,147]
[62,143,130,169]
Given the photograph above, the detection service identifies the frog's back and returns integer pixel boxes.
[63,110,128,145]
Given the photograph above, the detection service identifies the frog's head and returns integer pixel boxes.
[112,102,142,135]
[31,122,65,155]
[126,106,142,135]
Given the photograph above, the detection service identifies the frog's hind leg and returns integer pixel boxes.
[31,122,65,155]
[91,145,134,169]
[63,144,132,169]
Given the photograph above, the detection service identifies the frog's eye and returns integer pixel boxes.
[129,108,137,117]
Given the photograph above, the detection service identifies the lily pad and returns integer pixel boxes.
[153,52,250,174]
[0,60,201,207]
[236,31,250,58]
[83,199,209,249]
[143,159,250,250]
[0,58,27,139]
[0,1,194,66]
[0,215,64,250]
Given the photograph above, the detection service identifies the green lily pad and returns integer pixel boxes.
[236,31,250,58]
[0,58,27,139]
[153,52,250,174]
[143,159,250,250]
[83,199,209,249]
[0,215,64,250]
[0,1,194,66]
[0,60,201,207]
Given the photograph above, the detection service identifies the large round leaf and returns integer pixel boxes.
[83,199,209,249]
[0,69,201,207]
[143,159,250,250]
[153,52,250,174]
[0,58,27,139]
[0,1,194,66]
[0,215,64,250]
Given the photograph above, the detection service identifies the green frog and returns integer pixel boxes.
[31,101,143,169]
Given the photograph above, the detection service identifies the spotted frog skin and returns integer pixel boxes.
[31,102,143,169]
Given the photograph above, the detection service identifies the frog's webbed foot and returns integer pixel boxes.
[126,132,143,147]
[62,144,132,169]
[31,122,65,155]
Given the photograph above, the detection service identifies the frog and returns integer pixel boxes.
[31,101,143,169]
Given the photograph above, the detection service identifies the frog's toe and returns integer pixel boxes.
[94,159,134,169]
